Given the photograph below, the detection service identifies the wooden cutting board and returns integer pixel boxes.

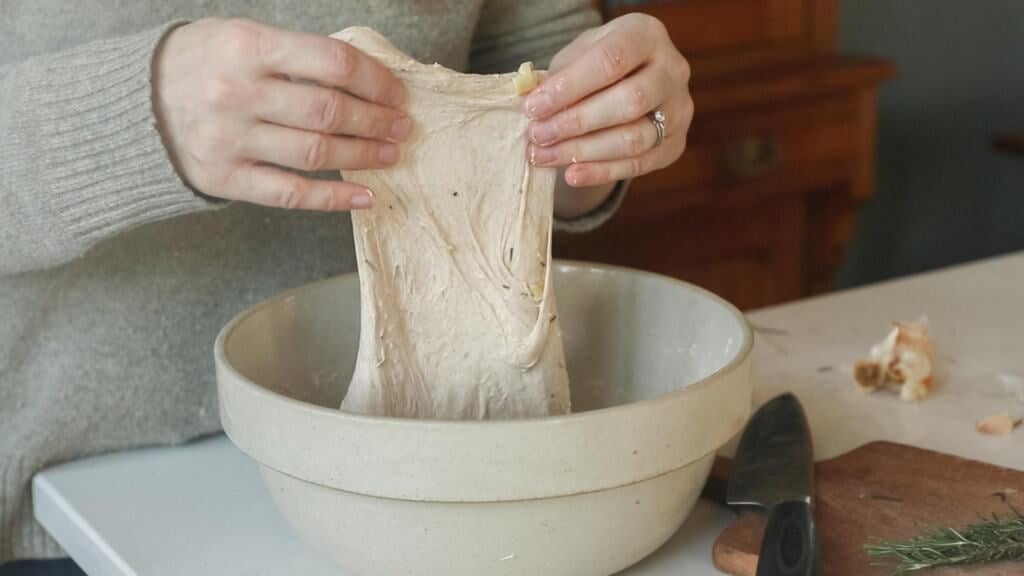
[707,441,1024,576]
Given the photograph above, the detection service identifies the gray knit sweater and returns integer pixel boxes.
[0,0,616,560]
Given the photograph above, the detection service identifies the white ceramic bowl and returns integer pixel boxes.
[216,261,752,576]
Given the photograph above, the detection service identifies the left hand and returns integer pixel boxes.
[524,13,692,189]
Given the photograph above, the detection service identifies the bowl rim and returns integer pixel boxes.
[214,259,753,428]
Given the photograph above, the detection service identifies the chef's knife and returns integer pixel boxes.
[727,393,819,576]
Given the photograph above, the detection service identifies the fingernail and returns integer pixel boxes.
[525,91,554,119]
[378,144,400,164]
[350,189,375,209]
[567,166,586,187]
[389,117,413,142]
[530,145,558,166]
[529,122,559,145]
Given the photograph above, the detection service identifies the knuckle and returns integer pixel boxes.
[559,110,583,136]
[215,19,260,59]
[646,15,669,37]
[624,13,667,37]
[324,189,338,212]
[621,13,647,27]
[597,43,628,81]
[656,147,678,169]
[675,56,692,83]
[624,85,649,117]
[622,126,646,156]
[189,122,232,158]
[630,155,648,176]
[681,98,695,127]
[369,113,394,140]
[303,134,331,171]
[213,166,244,197]
[278,179,307,210]
[202,76,246,110]
[558,143,574,164]
[311,92,344,132]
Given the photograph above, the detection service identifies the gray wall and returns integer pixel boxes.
[838,2,1024,287]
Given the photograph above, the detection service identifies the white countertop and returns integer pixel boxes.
[34,252,1024,576]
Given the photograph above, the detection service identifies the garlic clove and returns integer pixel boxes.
[976,413,1020,436]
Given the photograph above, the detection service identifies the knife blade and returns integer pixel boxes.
[727,393,819,576]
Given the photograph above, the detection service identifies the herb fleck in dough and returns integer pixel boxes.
[335,27,571,420]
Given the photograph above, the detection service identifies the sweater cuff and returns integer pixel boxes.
[553,178,630,233]
[19,21,217,250]
[0,456,64,560]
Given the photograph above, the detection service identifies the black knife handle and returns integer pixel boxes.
[755,500,819,576]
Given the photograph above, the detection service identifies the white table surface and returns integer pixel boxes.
[34,252,1024,576]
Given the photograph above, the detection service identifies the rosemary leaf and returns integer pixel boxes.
[865,509,1024,575]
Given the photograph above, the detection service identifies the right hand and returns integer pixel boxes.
[154,18,411,211]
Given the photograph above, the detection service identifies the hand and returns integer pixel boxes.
[154,18,412,211]
[524,14,693,191]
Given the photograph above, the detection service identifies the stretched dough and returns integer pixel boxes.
[334,27,570,420]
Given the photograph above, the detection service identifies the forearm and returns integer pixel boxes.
[553,177,629,233]
[0,22,217,276]
[553,175,615,219]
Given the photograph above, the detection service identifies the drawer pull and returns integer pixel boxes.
[721,136,781,179]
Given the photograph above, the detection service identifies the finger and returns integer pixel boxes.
[563,100,690,187]
[527,63,666,146]
[224,164,375,211]
[548,26,608,73]
[524,23,652,119]
[528,115,657,166]
[254,79,413,142]
[241,123,400,172]
[247,22,406,107]
[563,152,670,188]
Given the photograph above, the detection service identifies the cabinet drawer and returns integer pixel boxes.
[632,94,859,208]
[554,196,807,309]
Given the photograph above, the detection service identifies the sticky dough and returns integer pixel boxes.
[334,27,570,420]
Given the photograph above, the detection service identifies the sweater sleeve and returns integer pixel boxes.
[469,1,626,233]
[0,21,219,276]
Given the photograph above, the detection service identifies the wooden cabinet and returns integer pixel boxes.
[554,0,895,310]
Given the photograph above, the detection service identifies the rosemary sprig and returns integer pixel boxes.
[865,508,1024,575]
